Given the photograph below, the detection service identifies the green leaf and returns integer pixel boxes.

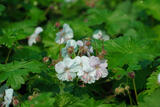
[21,93,55,107]
[136,0,160,21]
[0,61,45,89]
[139,88,160,107]
[105,1,136,35]
[104,35,156,72]
[145,66,160,95]
[12,46,43,61]
[28,7,46,23]
[86,8,109,26]
[0,20,37,47]
[42,22,61,59]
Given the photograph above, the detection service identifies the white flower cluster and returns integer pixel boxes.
[55,56,108,84]
[55,24,109,84]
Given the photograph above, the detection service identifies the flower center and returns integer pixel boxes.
[95,65,100,70]
[64,67,70,72]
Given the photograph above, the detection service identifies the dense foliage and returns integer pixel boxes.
[0,0,160,106]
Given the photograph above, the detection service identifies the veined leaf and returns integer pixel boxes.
[0,60,45,89]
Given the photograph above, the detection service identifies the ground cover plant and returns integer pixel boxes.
[0,0,160,106]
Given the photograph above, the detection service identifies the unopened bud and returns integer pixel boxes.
[102,50,107,55]
[85,41,91,46]
[35,36,41,42]
[115,87,125,95]
[43,57,49,63]
[128,72,135,79]
[125,86,130,91]
[13,97,19,106]
[67,46,74,54]
[55,22,60,28]
[28,96,33,101]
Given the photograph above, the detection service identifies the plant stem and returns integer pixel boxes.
[60,81,64,94]
[5,48,12,64]
[127,90,133,106]
[132,78,138,104]
[94,40,98,55]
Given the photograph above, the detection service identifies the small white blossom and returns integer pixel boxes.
[75,56,96,84]
[55,24,73,44]
[93,30,110,41]
[158,73,160,84]
[61,40,78,57]
[77,40,83,47]
[28,27,43,46]
[55,57,79,81]
[89,56,108,80]
[2,88,14,107]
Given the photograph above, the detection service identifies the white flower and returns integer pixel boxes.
[77,40,83,47]
[2,88,14,107]
[28,27,43,46]
[75,56,96,84]
[89,56,108,80]
[55,57,79,81]
[158,73,160,84]
[55,24,73,44]
[77,40,93,56]
[61,40,78,57]
[93,30,110,41]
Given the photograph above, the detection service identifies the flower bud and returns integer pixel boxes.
[125,86,130,91]
[128,72,135,79]
[55,22,60,28]
[85,41,91,46]
[12,97,19,106]
[67,46,74,54]
[35,36,41,42]
[43,57,49,63]
[115,87,125,95]
[102,50,107,55]
[28,96,33,101]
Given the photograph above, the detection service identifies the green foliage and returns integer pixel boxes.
[136,0,160,21]
[0,61,45,89]
[0,0,160,106]
[86,8,109,26]
[104,35,156,72]
[0,20,36,48]
[145,66,160,95]
[105,1,136,36]
[42,22,61,59]
[21,93,55,107]
[139,88,160,107]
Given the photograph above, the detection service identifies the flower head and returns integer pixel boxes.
[28,27,43,46]
[89,56,108,80]
[55,24,73,44]
[93,30,110,41]
[61,39,78,57]
[55,57,79,81]
[2,88,14,107]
